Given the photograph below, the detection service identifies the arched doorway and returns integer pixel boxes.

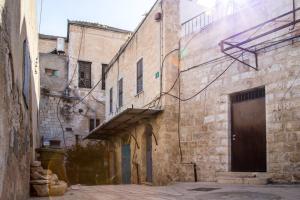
[145,124,153,182]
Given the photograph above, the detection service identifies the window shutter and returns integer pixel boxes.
[110,88,113,113]
[101,64,108,90]
[118,78,123,108]
[137,58,143,94]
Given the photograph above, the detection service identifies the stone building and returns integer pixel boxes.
[39,21,131,147]
[0,0,40,199]
[88,0,300,185]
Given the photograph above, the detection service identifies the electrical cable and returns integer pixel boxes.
[55,27,85,148]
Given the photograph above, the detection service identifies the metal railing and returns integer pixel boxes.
[182,11,214,36]
[181,0,259,36]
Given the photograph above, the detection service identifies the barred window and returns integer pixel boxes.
[78,61,91,88]
[137,58,143,94]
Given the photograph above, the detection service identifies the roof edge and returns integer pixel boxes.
[107,0,160,72]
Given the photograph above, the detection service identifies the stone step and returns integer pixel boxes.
[141,182,153,186]
[216,172,269,185]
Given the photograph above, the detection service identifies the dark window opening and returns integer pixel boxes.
[65,127,73,132]
[137,58,143,94]
[102,64,108,90]
[109,87,113,114]
[118,78,123,108]
[89,119,100,131]
[78,61,92,88]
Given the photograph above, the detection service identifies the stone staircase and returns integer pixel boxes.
[216,172,269,185]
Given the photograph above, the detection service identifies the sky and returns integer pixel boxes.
[37,0,157,37]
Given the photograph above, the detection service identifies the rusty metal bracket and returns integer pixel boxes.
[220,6,300,71]
[220,41,258,70]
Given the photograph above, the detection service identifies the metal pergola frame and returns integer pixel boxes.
[220,2,300,70]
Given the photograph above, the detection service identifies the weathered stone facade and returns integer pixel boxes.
[96,0,300,185]
[103,0,184,185]
[179,0,300,183]
[0,0,39,199]
[39,22,131,147]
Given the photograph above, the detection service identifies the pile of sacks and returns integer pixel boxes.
[30,161,68,197]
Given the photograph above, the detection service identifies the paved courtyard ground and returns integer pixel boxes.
[30,182,300,200]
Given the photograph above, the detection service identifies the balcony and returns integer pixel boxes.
[181,0,260,36]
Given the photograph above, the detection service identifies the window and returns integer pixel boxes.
[45,68,59,77]
[65,127,73,132]
[22,40,31,108]
[101,64,108,90]
[137,58,143,94]
[118,78,123,108]
[109,87,113,114]
[78,61,92,88]
[89,118,100,131]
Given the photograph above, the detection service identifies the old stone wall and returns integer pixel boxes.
[39,24,130,147]
[39,94,102,146]
[0,0,39,199]
[39,35,68,54]
[105,0,183,185]
[179,0,300,182]
[68,23,130,105]
[39,53,68,92]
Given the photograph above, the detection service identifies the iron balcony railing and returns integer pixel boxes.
[182,11,214,36]
[181,0,260,36]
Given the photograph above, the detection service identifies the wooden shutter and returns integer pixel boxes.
[89,119,100,131]
[110,88,113,113]
[101,64,108,90]
[137,58,143,94]
[118,78,123,107]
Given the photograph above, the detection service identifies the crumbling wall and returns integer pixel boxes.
[0,0,39,199]
[39,94,104,146]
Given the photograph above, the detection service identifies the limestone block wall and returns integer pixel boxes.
[179,0,300,182]
[105,1,162,119]
[68,23,131,105]
[39,35,68,54]
[39,53,68,92]
[105,0,183,185]
[0,0,39,199]
[39,95,104,147]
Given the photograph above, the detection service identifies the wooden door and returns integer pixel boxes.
[146,130,153,182]
[122,144,131,184]
[231,88,266,172]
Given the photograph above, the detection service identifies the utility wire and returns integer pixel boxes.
[55,27,85,148]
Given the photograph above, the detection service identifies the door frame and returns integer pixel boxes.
[229,87,267,172]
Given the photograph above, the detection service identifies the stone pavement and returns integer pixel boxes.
[29,182,300,200]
